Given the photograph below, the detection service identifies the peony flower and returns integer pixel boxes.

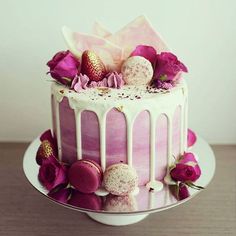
[47,50,80,85]
[170,152,201,183]
[36,130,57,165]
[153,52,188,88]
[38,156,68,191]
[187,129,197,147]
[130,45,157,65]
[71,74,89,92]
[48,187,72,203]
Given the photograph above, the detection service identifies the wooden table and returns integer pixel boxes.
[0,143,235,236]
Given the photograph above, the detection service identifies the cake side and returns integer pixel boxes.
[51,81,188,186]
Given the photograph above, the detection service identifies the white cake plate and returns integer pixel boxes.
[23,135,215,226]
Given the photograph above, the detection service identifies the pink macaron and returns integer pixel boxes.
[68,190,102,210]
[68,159,103,194]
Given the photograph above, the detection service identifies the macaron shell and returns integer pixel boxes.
[121,56,153,85]
[104,194,137,212]
[68,160,102,193]
[103,163,138,196]
[68,190,102,210]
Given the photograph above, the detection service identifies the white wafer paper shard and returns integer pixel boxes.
[62,16,169,71]
[107,15,169,58]
[62,26,123,71]
[92,21,112,38]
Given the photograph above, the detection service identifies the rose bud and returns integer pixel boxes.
[38,157,68,191]
[48,187,72,203]
[47,50,80,85]
[154,52,188,82]
[187,129,197,147]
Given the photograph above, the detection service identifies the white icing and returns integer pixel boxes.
[51,80,188,190]
[74,109,83,160]
[146,181,163,192]
[95,187,109,196]
[53,96,62,161]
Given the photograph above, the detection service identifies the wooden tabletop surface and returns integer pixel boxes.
[0,143,235,236]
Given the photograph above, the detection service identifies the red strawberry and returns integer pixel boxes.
[81,50,106,82]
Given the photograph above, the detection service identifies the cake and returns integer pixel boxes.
[37,16,200,198]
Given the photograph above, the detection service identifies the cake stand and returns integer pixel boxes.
[23,135,215,226]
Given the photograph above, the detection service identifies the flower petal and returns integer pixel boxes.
[130,45,157,65]
[187,129,197,147]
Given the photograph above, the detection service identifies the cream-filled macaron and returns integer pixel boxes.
[103,163,138,196]
[121,56,153,85]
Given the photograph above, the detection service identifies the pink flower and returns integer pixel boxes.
[187,129,197,147]
[36,130,57,166]
[153,52,188,83]
[170,152,201,183]
[178,183,190,200]
[179,152,198,164]
[47,50,80,86]
[130,45,157,65]
[170,183,190,200]
[154,80,175,90]
[38,156,68,191]
[48,187,72,203]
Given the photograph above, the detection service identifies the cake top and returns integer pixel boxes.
[52,80,186,105]
[46,16,188,93]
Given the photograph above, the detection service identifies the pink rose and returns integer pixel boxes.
[170,152,201,182]
[178,183,190,200]
[36,130,57,165]
[130,45,157,65]
[154,52,188,82]
[48,187,72,203]
[38,157,68,191]
[170,183,190,200]
[187,129,197,147]
[47,50,80,85]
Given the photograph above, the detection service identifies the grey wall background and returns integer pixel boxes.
[0,0,235,144]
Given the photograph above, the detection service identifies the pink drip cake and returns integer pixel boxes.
[40,16,193,194]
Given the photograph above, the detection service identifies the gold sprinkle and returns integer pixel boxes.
[97,87,110,95]
[116,106,124,112]
[39,140,53,158]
